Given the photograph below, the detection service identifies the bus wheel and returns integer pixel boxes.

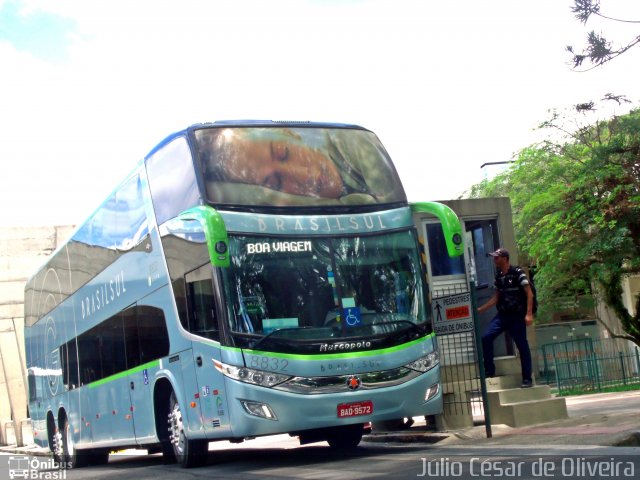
[48,413,63,465]
[326,424,364,449]
[167,391,208,468]
[61,416,88,468]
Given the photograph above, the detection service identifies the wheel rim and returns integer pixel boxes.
[168,396,186,456]
[64,421,75,462]
[52,429,63,457]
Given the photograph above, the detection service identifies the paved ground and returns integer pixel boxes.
[1,390,638,457]
[366,390,640,447]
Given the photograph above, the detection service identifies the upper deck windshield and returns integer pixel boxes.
[193,126,406,208]
[221,229,430,353]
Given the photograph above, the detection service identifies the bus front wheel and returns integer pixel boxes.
[167,391,208,468]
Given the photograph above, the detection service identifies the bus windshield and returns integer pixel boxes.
[221,229,430,351]
[193,126,406,208]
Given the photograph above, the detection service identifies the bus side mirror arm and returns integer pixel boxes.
[178,205,230,268]
[410,202,464,258]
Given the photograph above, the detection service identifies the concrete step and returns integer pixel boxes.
[489,397,568,428]
[486,375,522,390]
[494,357,522,376]
[488,385,551,405]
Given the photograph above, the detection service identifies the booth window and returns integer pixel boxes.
[425,223,465,277]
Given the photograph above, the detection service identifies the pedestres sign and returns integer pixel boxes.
[432,292,474,335]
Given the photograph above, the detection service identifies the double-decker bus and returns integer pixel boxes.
[24,121,463,468]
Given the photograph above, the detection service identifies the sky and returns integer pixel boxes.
[1,0,639,227]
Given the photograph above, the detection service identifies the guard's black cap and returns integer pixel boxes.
[489,248,509,259]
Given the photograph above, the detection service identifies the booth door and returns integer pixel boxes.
[465,219,513,357]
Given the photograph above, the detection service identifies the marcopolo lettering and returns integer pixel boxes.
[319,341,372,352]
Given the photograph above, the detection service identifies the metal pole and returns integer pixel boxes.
[470,281,492,438]
[619,351,627,386]
[593,350,602,392]
[553,355,561,395]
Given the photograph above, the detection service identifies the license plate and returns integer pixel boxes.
[337,400,373,418]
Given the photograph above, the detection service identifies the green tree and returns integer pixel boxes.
[567,0,640,70]
[469,103,640,346]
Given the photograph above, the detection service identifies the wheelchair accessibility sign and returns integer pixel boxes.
[342,307,362,327]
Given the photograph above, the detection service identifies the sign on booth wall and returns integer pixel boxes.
[432,292,474,335]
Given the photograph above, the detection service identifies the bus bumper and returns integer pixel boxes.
[220,365,442,439]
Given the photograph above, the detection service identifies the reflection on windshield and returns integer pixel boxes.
[221,230,430,345]
[194,127,407,207]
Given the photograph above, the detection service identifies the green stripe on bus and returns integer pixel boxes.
[239,333,435,360]
[87,359,160,389]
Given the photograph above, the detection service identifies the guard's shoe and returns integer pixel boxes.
[521,379,533,388]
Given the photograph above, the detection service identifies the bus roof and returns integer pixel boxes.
[145,120,369,159]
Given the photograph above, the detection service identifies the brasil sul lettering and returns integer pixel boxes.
[257,214,387,233]
[81,270,126,320]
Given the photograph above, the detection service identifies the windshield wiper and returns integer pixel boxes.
[249,326,314,350]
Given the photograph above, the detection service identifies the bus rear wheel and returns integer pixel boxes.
[167,391,208,468]
[326,423,364,449]
[61,416,89,468]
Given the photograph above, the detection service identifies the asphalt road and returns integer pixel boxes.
[13,444,638,480]
[2,391,638,480]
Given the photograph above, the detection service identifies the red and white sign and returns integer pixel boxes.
[432,292,474,335]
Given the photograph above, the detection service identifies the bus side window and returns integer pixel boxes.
[123,307,141,369]
[172,278,190,331]
[136,306,170,364]
[27,369,38,402]
[146,136,200,225]
[60,340,79,390]
[78,333,101,385]
[185,264,220,341]
[97,315,127,380]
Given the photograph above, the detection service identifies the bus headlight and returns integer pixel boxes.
[214,360,291,387]
[404,352,439,372]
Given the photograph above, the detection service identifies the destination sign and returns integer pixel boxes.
[246,240,312,254]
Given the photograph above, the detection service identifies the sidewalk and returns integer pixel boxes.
[365,390,640,447]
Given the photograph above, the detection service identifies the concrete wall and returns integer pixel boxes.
[0,225,74,445]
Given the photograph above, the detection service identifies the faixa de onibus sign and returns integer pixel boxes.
[431,292,474,335]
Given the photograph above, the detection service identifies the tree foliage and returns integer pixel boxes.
[567,0,640,70]
[469,102,640,346]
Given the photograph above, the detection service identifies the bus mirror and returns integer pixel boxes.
[410,202,464,258]
[179,206,230,268]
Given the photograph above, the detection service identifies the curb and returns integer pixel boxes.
[0,446,51,457]
[364,432,450,444]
